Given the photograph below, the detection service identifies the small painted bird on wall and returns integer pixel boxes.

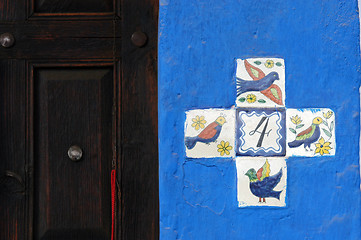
[288,117,322,151]
[185,116,226,149]
[237,71,279,96]
[245,160,283,203]
[237,60,284,105]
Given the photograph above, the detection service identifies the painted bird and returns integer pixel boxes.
[288,117,322,151]
[245,160,283,203]
[236,71,279,97]
[185,116,226,150]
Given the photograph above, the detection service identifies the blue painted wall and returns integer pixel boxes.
[158,1,361,239]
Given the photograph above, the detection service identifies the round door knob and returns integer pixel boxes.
[68,145,83,161]
[0,33,15,48]
[1,170,25,197]
[131,31,148,47]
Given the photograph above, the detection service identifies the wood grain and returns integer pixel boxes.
[0,60,27,240]
[33,68,113,239]
[120,0,159,239]
[34,0,113,13]
[0,0,159,239]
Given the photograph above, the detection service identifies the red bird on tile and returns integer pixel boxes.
[185,116,226,149]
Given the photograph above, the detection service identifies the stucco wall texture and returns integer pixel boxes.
[158,1,361,239]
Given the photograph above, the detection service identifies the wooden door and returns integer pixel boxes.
[0,1,159,239]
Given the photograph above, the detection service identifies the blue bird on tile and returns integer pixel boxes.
[236,71,279,97]
[245,160,283,203]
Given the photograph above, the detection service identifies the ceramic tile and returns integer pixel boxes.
[235,58,285,108]
[236,157,287,207]
[286,108,335,157]
[236,108,286,156]
[184,108,235,158]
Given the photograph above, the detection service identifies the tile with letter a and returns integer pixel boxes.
[236,108,286,157]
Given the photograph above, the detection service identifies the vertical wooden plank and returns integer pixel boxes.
[0,0,26,21]
[0,60,26,240]
[120,0,159,239]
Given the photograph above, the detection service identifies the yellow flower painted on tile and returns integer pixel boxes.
[291,115,302,125]
[323,111,333,119]
[191,115,206,130]
[246,94,257,103]
[265,60,274,68]
[315,137,332,155]
[217,140,233,156]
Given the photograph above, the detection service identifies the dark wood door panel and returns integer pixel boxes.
[0,19,121,59]
[0,38,117,59]
[0,0,159,239]
[0,21,121,38]
[0,60,27,240]
[34,0,114,14]
[0,0,118,21]
[0,21,121,59]
[120,1,159,238]
[0,0,26,21]
[33,67,113,240]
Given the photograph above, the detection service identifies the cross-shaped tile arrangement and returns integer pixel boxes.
[184,58,335,207]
